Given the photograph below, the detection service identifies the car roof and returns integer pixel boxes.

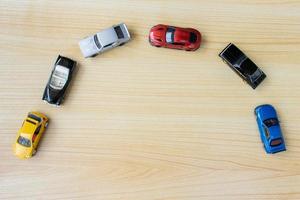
[174,29,190,43]
[97,27,118,46]
[20,119,37,136]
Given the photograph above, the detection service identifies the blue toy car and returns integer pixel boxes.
[254,104,286,154]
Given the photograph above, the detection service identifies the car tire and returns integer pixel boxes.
[32,149,37,156]
[155,45,161,48]
[57,99,63,106]
[119,42,125,46]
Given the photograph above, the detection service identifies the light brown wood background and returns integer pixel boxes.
[1,0,300,199]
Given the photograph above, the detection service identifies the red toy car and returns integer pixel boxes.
[149,24,201,51]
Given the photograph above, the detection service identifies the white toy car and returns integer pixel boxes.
[79,23,131,58]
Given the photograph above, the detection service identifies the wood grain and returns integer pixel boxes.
[0,0,300,199]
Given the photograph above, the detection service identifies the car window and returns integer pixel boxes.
[33,125,41,143]
[166,27,175,44]
[103,43,114,48]
[114,26,124,39]
[34,125,41,135]
[264,118,279,128]
[93,35,102,49]
[50,65,69,90]
[189,32,197,43]
[270,139,282,147]
[263,125,270,139]
[26,119,36,125]
[248,68,263,82]
[17,136,31,147]
[172,42,184,46]
[28,113,41,123]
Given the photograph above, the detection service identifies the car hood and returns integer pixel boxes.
[79,36,99,58]
[150,27,166,41]
[13,143,32,159]
[257,105,277,121]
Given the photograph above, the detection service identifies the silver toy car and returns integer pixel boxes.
[79,23,131,58]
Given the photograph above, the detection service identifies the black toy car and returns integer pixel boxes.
[219,43,266,89]
[42,55,76,106]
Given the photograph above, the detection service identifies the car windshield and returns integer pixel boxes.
[263,118,279,127]
[94,35,102,49]
[248,68,263,82]
[114,26,124,39]
[270,138,282,147]
[189,32,197,43]
[50,65,69,90]
[28,113,41,123]
[166,27,175,43]
[17,136,31,147]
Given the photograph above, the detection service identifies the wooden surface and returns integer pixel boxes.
[1,0,300,199]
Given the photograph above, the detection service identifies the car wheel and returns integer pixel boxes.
[90,53,99,57]
[155,45,161,48]
[32,149,37,156]
[119,42,125,46]
[57,99,63,106]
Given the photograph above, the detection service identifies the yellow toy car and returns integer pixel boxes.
[13,112,49,159]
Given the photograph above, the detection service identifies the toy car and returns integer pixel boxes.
[79,23,131,58]
[13,112,49,159]
[254,104,286,154]
[149,24,201,51]
[219,43,266,89]
[42,55,76,106]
